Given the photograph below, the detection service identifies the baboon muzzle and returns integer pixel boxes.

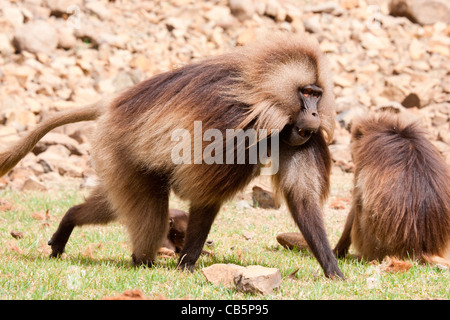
[294,109,320,141]
[292,84,321,145]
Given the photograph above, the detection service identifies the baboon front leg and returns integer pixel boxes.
[48,187,116,257]
[178,203,221,272]
[286,193,345,279]
[333,207,355,258]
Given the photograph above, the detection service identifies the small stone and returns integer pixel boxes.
[409,38,426,60]
[202,264,246,289]
[265,0,280,18]
[276,232,310,251]
[21,176,47,192]
[229,0,255,21]
[401,93,421,108]
[10,231,24,239]
[5,108,36,133]
[389,0,450,25]
[234,265,281,295]
[0,33,15,56]
[85,1,111,20]
[236,28,256,46]
[33,132,83,156]
[13,20,58,55]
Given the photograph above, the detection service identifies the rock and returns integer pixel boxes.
[234,265,281,295]
[336,106,366,130]
[112,72,137,92]
[10,230,24,239]
[438,127,450,145]
[0,33,15,56]
[432,112,448,127]
[0,126,18,144]
[33,132,83,156]
[401,93,421,108]
[85,1,111,20]
[334,74,355,88]
[303,15,322,34]
[265,0,280,19]
[428,39,450,57]
[202,264,246,289]
[359,32,389,51]
[130,55,153,72]
[57,25,77,49]
[13,20,58,55]
[2,6,24,28]
[202,264,281,295]
[329,143,353,172]
[229,0,255,21]
[45,0,84,16]
[408,38,426,60]
[276,232,310,251]
[304,2,341,15]
[389,0,450,25]
[242,231,256,240]
[4,108,37,132]
[21,176,47,192]
[236,28,256,46]
[252,185,279,209]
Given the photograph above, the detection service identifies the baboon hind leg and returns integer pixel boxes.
[113,171,170,267]
[178,202,221,272]
[48,187,116,257]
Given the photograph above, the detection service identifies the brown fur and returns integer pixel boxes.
[163,209,189,253]
[0,97,113,177]
[334,113,450,266]
[0,33,342,278]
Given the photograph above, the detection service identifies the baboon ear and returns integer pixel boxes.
[169,218,174,228]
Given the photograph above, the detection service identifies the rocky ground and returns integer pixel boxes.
[0,0,449,192]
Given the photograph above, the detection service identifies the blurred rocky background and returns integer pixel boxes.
[0,0,449,192]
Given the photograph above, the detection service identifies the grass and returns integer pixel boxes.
[0,170,449,300]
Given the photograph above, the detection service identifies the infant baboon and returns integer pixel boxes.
[164,209,188,253]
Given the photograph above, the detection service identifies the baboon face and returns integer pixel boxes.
[281,84,323,146]
[168,215,188,250]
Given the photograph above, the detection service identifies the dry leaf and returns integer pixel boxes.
[379,256,413,273]
[0,200,12,212]
[287,268,299,280]
[31,212,45,220]
[7,241,22,254]
[103,289,149,300]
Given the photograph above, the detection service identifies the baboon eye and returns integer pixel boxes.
[300,87,321,98]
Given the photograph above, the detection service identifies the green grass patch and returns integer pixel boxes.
[0,174,449,299]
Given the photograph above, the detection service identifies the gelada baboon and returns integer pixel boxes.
[0,33,343,278]
[164,209,189,253]
[334,113,450,266]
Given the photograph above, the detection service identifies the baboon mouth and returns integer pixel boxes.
[298,128,315,138]
[281,126,315,146]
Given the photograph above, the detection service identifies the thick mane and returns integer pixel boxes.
[351,113,450,258]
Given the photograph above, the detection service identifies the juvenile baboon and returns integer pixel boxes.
[0,33,343,278]
[334,113,450,266]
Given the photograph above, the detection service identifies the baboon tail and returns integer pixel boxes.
[0,100,108,177]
